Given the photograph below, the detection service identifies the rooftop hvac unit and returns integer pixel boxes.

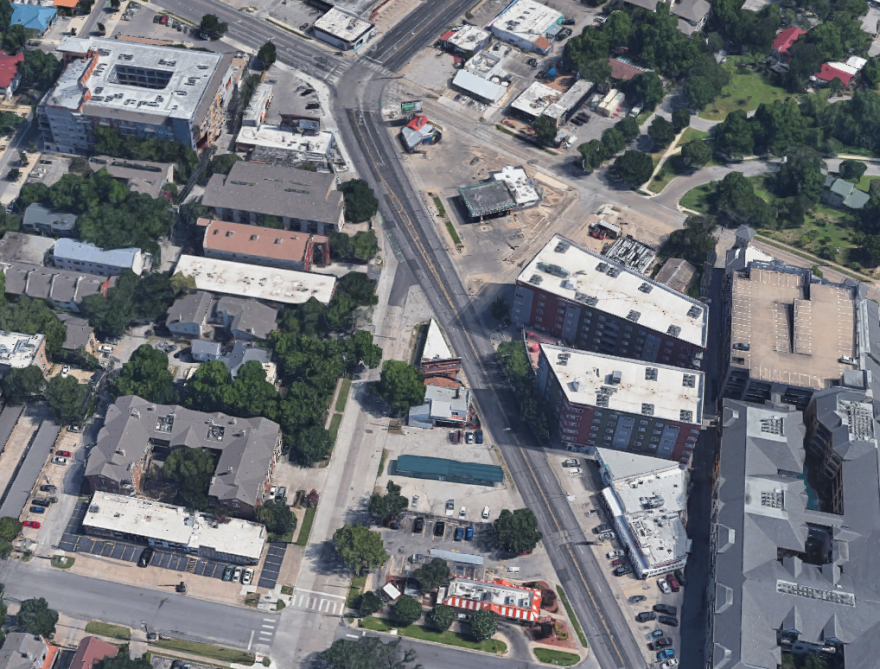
[626,310,641,322]
[680,410,694,422]
[641,403,654,416]
[639,282,653,294]
[611,370,622,385]
[687,305,702,318]
[667,325,681,337]
[682,374,696,388]
[645,367,658,381]
[596,262,609,273]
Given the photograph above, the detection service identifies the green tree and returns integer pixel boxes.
[200,13,228,38]
[787,40,826,91]
[671,109,691,131]
[493,508,543,555]
[207,153,242,179]
[615,116,639,142]
[603,10,633,46]
[415,557,450,590]
[368,480,409,523]
[6,169,19,182]
[427,604,455,632]
[715,172,776,227]
[16,598,58,637]
[256,499,296,536]
[533,116,558,146]
[840,159,867,182]
[707,31,724,53]
[863,58,880,87]
[340,179,379,224]
[321,637,419,669]
[257,42,277,69]
[333,524,389,575]
[376,360,425,413]
[0,517,21,541]
[183,360,234,414]
[99,654,152,669]
[680,139,713,170]
[2,24,26,54]
[714,109,754,159]
[628,72,664,110]
[469,609,497,641]
[648,117,676,149]
[111,344,177,403]
[289,425,334,466]
[577,139,607,171]
[0,111,22,135]
[163,448,216,511]
[684,76,718,110]
[328,230,379,263]
[229,360,279,420]
[751,100,806,156]
[0,297,66,356]
[614,150,654,186]
[2,366,45,405]
[359,591,384,617]
[775,146,826,204]
[491,295,510,322]
[601,128,626,156]
[660,215,718,265]
[45,376,89,426]
[394,596,423,626]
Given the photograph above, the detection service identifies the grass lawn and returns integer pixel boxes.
[676,127,709,148]
[335,378,352,413]
[358,618,508,654]
[636,110,653,125]
[445,220,463,246]
[328,413,343,444]
[432,196,447,218]
[51,555,75,569]
[699,57,788,121]
[378,448,388,476]
[648,164,676,194]
[347,573,367,607]
[85,621,131,640]
[281,585,294,596]
[556,586,588,648]
[152,639,254,665]
[296,505,317,546]
[680,182,716,213]
[533,648,581,666]
[855,175,880,192]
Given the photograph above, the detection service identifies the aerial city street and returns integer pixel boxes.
[0,0,872,667]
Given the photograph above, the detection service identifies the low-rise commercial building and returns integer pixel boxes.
[312,6,376,52]
[514,235,707,368]
[0,332,48,374]
[1,262,114,312]
[597,89,626,116]
[459,165,541,221]
[88,156,174,199]
[399,115,442,152]
[442,577,542,622]
[596,448,689,577]
[489,0,563,54]
[22,203,76,237]
[441,26,492,57]
[510,81,561,121]
[408,385,471,428]
[83,493,267,564]
[242,83,273,126]
[419,318,461,378]
[214,296,278,341]
[166,291,213,338]
[10,4,56,34]
[452,67,508,105]
[395,455,504,486]
[536,344,703,460]
[199,218,329,271]
[84,396,283,519]
[0,52,24,101]
[52,239,148,276]
[202,161,345,235]
[236,125,335,167]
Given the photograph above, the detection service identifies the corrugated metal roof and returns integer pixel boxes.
[396,455,504,482]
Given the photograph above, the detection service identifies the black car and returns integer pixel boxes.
[39,485,56,493]
[658,615,679,627]
[138,547,154,568]
[413,517,425,534]
[674,569,688,586]
[30,499,50,508]
[614,565,633,576]
[528,58,539,67]
[653,604,678,616]
[629,595,647,604]
[562,17,576,25]
[434,521,445,537]
[592,524,610,534]
[636,611,656,622]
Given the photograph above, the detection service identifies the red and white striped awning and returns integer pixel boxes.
[442,596,540,622]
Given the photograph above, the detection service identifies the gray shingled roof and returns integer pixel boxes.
[58,314,94,351]
[85,396,281,508]
[0,261,111,305]
[166,291,213,328]
[220,340,272,379]
[0,634,47,669]
[201,162,344,225]
[215,296,278,340]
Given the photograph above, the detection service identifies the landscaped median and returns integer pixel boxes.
[151,639,255,665]
[555,586,587,649]
[296,505,317,546]
[85,621,131,640]
[533,647,582,666]
[358,617,508,654]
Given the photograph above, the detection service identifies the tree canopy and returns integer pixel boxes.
[533,116,559,146]
[340,179,379,224]
[111,344,178,404]
[359,591,384,617]
[321,637,420,669]
[0,297,65,356]
[680,139,713,170]
[257,42,277,69]
[493,508,543,555]
[614,150,654,187]
[256,499,296,536]
[427,604,455,632]
[200,14,228,38]
[368,480,409,523]
[774,146,826,204]
[648,117,676,149]
[16,598,58,637]
[660,215,718,265]
[840,159,867,181]
[45,376,89,426]
[333,524,389,575]
[577,140,606,172]
[414,557,450,590]
[328,230,379,264]
[671,108,691,131]
[2,365,45,405]
[601,128,626,156]
[627,72,664,111]
[469,609,497,641]
[163,448,216,510]
[714,172,776,227]
[714,109,754,159]
[20,50,62,88]
[0,517,21,542]
[376,361,425,413]
[93,126,199,184]
[393,596,423,626]
[615,116,640,142]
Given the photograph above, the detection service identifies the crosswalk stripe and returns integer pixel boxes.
[262,618,275,623]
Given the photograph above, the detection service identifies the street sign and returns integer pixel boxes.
[401,100,422,113]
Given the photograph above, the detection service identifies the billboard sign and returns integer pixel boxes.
[401,100,423,113]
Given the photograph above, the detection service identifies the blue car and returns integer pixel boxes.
[454,527,464,541]
[657,649,675,661]
[29,506,45,514]
[465,526,474,541]
[474,430,483,444]
[649,630,664,640]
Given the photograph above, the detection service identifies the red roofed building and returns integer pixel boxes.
[70,637,118,669]
[442,577,542,623]
[0,51,24,101]
[814,62,854,86]
[400,114,442,152]
[771,27,806,62]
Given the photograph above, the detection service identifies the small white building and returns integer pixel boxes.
[52,239,149,276]
[492,166,540,208]
[490,0,563,54]
[597,89,625,117]
[510,81,561,121]
[444,25,492,56]
[312,7,376,52]
[242,83,273,127]
[191,339,221,362]
[235,124,335,165]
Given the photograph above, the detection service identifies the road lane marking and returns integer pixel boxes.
[247,630,254,651]
[294,587,346,599]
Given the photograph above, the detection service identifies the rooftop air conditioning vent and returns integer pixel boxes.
[607,266,621,277]
[645,367,658,381]
[680,410,694,422]
[687,305,702,318]
[528,274,543,285]
[682,374,696,388]
[554,241,570,253]
[596,262,609,273]
[641,403,654,416]
[626,310,641,322]
[638,282,653,294]
[667,325,681,337]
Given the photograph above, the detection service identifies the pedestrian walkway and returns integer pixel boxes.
[287,588,346,616]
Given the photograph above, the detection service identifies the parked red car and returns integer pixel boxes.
[650,637,673,650]
[666,574,681,592]
[22,521,40,529]
[611,558,623,566]
[55,450,72,458]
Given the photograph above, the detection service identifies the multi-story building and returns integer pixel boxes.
[1,262,114,312]
[21,203,76,237]
[595,448,689,578]
[535,344,704,461]
[38,37,241,153]
[312,7,376,52]
[0,332,49,375]
[166,291,213,338]
[489,0,563,54]
[84,396,283,519]
[199,218,329,271]
[213,296,278,341]
[201,161,345,235]
[0,633,57,669]
[514,235,707,370]
[53,239,148,276]
[83,493,266,564]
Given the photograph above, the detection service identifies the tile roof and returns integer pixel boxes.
[70,637,118,669]
[200,218,322,266]
[0,52,23,89]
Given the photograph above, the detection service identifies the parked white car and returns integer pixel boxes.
[569,468,583,475]
[658,578,672,594]
[242,567,254,585]
[607,550,625,559]
[482,506,490,519]
[459,506,467,519]
[98,345,113,353]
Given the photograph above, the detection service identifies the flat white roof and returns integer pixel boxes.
[518,234,708,348]
[314,7,373,42]
[243,83,272,124]
[596,448,682,482]
[0,332,44,368]
[236,125,334,157]
[448,25,491,50]
[492,0,563,39]
[463,51,504,79]
[510,81,561,117]
[83,493,266,561]
[453,70,506,102]
[422,319,454,361]
[50,37,222,121]
[543,79,593,121]
[175,255,336,305]
[492,166,539,206]
[541,344,704,425]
